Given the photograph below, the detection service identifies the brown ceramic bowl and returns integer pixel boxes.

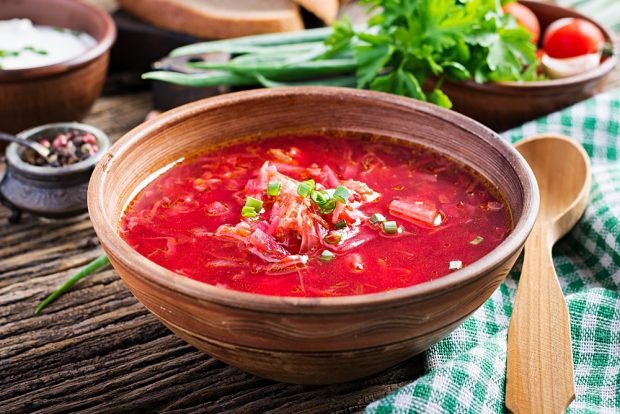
[88,87,539,384]
[0,0,116,134]
[443,0,618,131]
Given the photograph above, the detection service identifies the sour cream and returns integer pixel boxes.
[0,19,96,70]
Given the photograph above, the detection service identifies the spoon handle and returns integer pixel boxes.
[506,226,575,414]
[0,132,50,158]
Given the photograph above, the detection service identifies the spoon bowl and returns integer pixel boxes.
[506,134,591,413]
[516,134,591,240]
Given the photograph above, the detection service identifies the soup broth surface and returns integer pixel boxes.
[120,135,511,297]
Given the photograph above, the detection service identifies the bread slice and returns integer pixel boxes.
[292,0,339,24]
[118,0,305,39]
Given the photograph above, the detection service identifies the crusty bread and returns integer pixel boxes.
[292,0,339,24]
[118,0,305,39]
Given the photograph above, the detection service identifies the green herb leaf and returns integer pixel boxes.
[324,17,355,57]
[354,39,394,88]
[428,88,453,109]
[371,69,426,101]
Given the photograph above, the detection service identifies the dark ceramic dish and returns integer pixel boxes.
[0,122,109,222]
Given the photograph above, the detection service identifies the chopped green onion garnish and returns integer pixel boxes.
[382,221,399,234]
[333,186,351,203]
[297,179,315,197]
[320,250,336,263]
[469,236,484,245]
[244,196,263,212]
[449,260,463,270]
[311,189,337,214]
[267,181,281,197]
[241,206,257,218]
[324,233,342,245]
[369,213,386,224]
[310,189,330,204]
[334,219,347,230]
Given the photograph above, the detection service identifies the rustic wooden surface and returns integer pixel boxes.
[2,0,620,412]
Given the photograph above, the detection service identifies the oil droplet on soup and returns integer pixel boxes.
[120,135,511,297]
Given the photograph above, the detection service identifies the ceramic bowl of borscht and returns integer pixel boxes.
[88,87,539,384]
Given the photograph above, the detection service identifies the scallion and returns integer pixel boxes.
[370,213,386,225]
[320,250,336,263]
[35,255,110,314]
[310,189,337,214]
[449,260,463,270]
[333,186,351,203]
[324,233,342,245]
[241,206,257,218]
[334,220,347,230]
[267,181,281,197]
[382,221,399,235]
[297,179,315,197]
[469,236,484,245]
[244,196,263,212]
[310,189,330,204]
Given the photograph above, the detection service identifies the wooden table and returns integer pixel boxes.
[3,3,620,413]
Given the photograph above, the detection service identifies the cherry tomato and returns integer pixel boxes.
[543,18,604,59]
[503,2,540,44]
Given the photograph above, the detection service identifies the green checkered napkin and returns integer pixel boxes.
[366,90,620,414]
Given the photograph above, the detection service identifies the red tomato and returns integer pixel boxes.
[503,2,541,44]
[543,18,604,59]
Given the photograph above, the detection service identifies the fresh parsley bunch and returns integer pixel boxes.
[326,0,538,108]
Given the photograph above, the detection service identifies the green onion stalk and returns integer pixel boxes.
[142,0,540,109]
[35,254,110,314]
[143,26,361,90]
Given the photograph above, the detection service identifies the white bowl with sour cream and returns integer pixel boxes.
[0,0,116,133]
[0,19,97,70]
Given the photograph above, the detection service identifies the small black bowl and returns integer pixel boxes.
[0,122,109,222]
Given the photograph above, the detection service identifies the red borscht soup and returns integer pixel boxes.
[120,135,511,297]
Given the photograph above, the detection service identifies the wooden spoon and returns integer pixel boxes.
[0,132,50,158]
[506,134,591,413]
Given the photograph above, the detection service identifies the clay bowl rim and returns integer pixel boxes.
[5,122,110,180]
[88,87,539,314]
[447,0,618,92]
[0,0,116,81]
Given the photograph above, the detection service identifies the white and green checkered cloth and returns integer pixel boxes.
[366,89,620,413]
